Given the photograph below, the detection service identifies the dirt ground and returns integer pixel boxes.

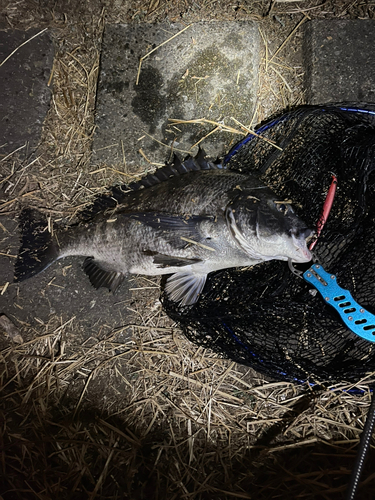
[1,1,375,499]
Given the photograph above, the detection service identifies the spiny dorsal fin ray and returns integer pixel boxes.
[80,148,222,222]
[128,147,220,190]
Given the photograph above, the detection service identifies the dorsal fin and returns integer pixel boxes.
[79,148,223,222]
[127,147,221,191]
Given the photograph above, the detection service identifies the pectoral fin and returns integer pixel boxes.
[130,213,215,251]
[165,271,207,306]
[149,253,202,268]
[83,257,125,292]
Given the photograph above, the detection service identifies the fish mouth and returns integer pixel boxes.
[291,234,313,263]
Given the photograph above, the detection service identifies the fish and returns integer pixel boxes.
[14,148,313,306]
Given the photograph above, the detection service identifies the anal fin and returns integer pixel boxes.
[165,271,207,306]
[83,257,125,292]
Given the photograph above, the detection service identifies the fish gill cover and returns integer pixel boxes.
[163,103,375,385]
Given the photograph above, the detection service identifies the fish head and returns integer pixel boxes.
[226,187,313,264]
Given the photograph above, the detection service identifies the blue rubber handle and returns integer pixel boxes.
[303,264,375,342]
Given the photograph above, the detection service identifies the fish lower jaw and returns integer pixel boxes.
[290,249,312,263]
[272,248,311,264]
[291,236,312,262]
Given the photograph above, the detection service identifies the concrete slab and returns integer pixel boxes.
[0,29,54,157]
[92,22,259,168]
[303,20,375,104]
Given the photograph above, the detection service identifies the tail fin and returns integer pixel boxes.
[14,209,59,282]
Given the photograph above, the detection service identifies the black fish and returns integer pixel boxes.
[15,149,312,305]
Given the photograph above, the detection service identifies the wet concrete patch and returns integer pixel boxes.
[92,21,260,168]
[0,28,54,157]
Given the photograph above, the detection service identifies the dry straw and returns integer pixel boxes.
[1,2,375,498]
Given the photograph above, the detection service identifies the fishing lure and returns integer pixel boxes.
[309,174,337,251]
[290,174,375,342]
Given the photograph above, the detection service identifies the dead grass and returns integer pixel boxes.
[2,309,375,498]
[3,309,375,498]
[1,0,375,499]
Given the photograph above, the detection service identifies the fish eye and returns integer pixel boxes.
[276,203,288,214]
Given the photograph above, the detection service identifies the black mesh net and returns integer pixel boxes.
[163,104,375,385]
